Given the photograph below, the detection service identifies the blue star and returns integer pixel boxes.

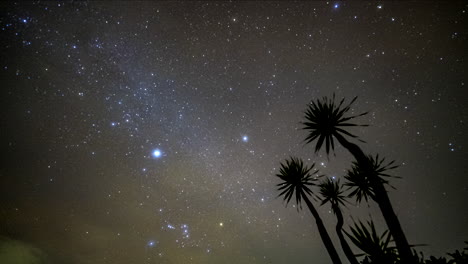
[242,136,248,142]
[333,3,339,9]
[147,240,156,247]
[152,149,162,158]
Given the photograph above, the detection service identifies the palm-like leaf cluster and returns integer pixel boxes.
[345,219,398,264]
[345,161,374,203]
[276,157,320,209]
[302,94,368,155]
[319,178,347,214]
[345,154,400,203]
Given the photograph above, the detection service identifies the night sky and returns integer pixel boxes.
[1,1,467,264]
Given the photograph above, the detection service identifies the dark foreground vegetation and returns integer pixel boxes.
[274,95,467,264]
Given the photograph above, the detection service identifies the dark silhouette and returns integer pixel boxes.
[344,160,374,204]
[344,154,399,204]
[302,95,413,262]
[344,219,398,264]
[319,178,359,264]
[273,94,464,263]
[343,219,468,264]
[275,157,342,264]
[411,241,468,264]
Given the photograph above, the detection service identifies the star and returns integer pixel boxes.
[152,149,162,158]
[242,135,248,142]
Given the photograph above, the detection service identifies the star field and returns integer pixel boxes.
[0,1,467,264]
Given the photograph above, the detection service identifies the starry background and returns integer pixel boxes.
[0,1,467,264]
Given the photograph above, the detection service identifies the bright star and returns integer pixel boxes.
[377,5,382,9]
[333,3,339,9]
[242,136,248,142]
[147,240,156,247]
[152,149,162,158]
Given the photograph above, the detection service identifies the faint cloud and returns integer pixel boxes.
[0,237,49,264]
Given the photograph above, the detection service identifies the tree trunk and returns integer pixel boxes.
[335,207,359,264]
[334,133,413,263]
[302,194,342,264]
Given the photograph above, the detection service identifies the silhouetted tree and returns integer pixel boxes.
[344,154,399,204]
[275,157,342,264]
[319,178,359,264]
[302,95,413,262]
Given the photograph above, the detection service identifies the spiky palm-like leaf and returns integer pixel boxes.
[275,157,320,209]
[345,154,400,203]
[319,178,347,214]
[344,219,398,263]
[302,94,368,155]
